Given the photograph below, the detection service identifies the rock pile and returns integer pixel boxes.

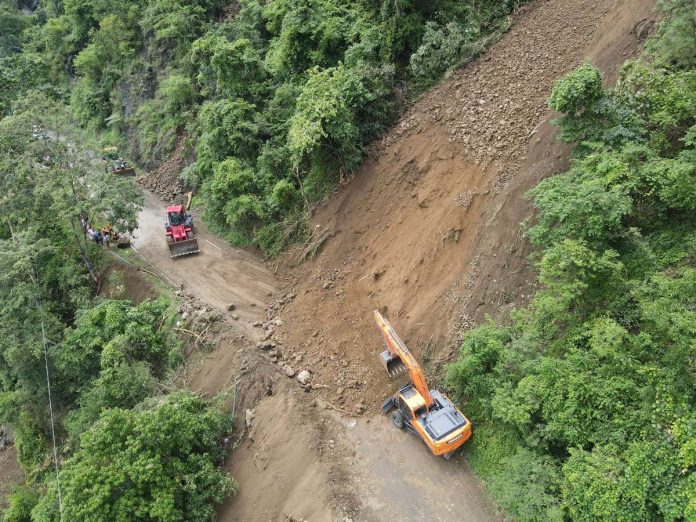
[138,137,186,202]
[384,0,615,188]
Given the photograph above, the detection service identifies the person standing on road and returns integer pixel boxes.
[103,231,110,248]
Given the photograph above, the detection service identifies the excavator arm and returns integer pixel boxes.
[374,310,434,408]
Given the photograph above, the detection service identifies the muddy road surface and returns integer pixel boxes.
[131,190,499,521]
[132,192,276,338]
[345,415,496,521]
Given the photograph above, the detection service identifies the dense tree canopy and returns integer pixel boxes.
[0,0,524,253]
[0,63,232,521]
[32,393,235,522]
[447,4,696,520]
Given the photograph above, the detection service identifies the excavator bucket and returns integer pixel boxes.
[380,350,407,377]
[168,238,200,258]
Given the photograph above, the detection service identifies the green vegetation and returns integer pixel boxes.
[32,393,235,521]
[0,71,234,520]
[0,0,523,254]
[447,3,696,520]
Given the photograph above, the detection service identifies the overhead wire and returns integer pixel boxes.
[12,224,65,521]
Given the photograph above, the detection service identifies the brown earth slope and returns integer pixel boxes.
[274,0,656,412]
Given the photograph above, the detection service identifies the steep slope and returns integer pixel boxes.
[274,0,656,411]
[126,1,657,519]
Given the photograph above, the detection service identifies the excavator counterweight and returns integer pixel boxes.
[375,310,472,458]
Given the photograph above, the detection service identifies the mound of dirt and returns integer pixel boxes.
[217,392,356,522]
[275,0,656,413]
[138,135,186,202]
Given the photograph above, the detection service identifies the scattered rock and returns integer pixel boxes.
[245,408,254,429]
[262,374,273,396]
[257,341,276,351]
[285,365,296,378]
[226,303,236,311]
[297,369,311,385]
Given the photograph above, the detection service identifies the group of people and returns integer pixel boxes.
[81,216,120,248]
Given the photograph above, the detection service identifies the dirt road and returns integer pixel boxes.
[132,191,276,338]
[131,190,499,521]
[345,416,496,521]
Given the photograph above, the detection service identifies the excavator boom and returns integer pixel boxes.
[374,310,434,407]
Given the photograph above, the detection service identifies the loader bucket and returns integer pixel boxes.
[380,350,406,378]
[168,238,200,258]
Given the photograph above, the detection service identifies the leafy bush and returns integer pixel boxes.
[410,21,478,86]
[3,485,40,522]
[13,410,47,473]
[287,64,367,172]
[447,6,696,519]
[55,299,180,397]
[32,392,236,521]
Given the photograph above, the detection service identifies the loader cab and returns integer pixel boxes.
[167,208,184,226]
[166,205,190,228]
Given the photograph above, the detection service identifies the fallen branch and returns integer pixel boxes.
[175,327,204,344]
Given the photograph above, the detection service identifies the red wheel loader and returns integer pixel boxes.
[165,205,200,258]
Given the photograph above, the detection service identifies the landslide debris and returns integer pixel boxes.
[137,135,186,202]
[274,0,653,414]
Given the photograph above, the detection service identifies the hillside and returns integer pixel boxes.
[2,0,695,521]
[274,0,656,411]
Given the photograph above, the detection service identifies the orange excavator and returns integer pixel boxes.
[375,310,472,458]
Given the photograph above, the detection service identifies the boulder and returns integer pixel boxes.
[297,370,311,385]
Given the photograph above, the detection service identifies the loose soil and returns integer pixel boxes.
[137,135,187,202]
[275,0,657,414]
[98,265,160,303]
[127,0,656,520]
